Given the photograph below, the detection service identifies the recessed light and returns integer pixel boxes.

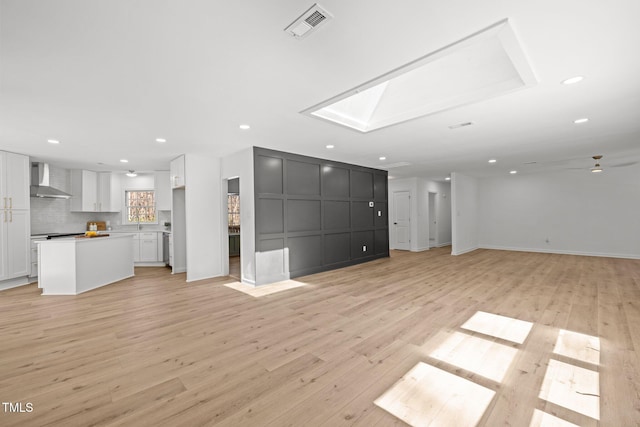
[510,170,518,174]
[326,145,334,149]
[379,156,386,161]
[574,118,589,124]
[445,177,451,181]
[488,159,497,163]
[120,159,129,163]
[562,76,584,85]
[239,124,251,130]
[47,139,60,144]
[155,138,167,143]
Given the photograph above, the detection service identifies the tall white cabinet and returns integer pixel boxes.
[0,151,30,286]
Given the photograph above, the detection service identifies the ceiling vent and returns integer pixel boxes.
[284,3,333,39]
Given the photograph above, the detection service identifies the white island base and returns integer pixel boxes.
[38,234,134,295]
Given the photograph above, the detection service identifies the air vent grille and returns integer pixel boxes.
[305,11,326,27]
[285,3,333,39]
[448,122,474,129]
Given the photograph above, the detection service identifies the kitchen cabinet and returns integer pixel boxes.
[98,172,121,212]
[0,151,30,283]
[30,236,46,282]
[132,233,140,262]
[1,151,30,210]
[70,170,98,211]
[110,231,162,264]
[140,232,158,262]
[155,171,171,211]
[0,210,30,280]
[170,155,185,189]
[71,170,120,212]
[229,234,240,256]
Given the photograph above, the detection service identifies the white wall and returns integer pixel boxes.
[478,165,640,259]
[221,148,256,284]
[389,177,452,251]
[451,172,479,255]
[184,153,223,282]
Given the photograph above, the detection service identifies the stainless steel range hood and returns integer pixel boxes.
[30,163,72,199]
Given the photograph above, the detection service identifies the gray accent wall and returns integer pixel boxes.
[254,147,389,282]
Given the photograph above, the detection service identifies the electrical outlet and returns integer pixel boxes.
[362,245,367,252]
[369,201,374,208]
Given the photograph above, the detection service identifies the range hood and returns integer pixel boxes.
[30,163,72,199]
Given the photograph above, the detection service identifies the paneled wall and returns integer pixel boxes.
[254,147,388,282]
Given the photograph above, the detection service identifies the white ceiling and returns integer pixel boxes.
[2,1,639,180]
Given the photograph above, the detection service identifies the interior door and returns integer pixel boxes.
[429,192,437,247]
[393,191,411,250]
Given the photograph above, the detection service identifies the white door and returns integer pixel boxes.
[428,192,437,248]
[393,191,411,250]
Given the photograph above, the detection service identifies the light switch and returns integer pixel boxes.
[362,245,367,252]
[378,211,382,217]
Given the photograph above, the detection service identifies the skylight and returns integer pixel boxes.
[303,19,537,132]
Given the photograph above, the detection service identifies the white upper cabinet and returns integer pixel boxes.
[155,171,171,211]
[97,172,121,212]
[170,155,185,189]
[70,170,98,212]
[71,170,120,212]
[0,151,30,210]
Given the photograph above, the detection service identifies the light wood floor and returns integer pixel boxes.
[1,248,639,426]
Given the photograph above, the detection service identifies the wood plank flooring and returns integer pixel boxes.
[0,248,639,426]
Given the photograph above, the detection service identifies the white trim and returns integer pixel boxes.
[451,246,479,256]
[413,246,430,252]
[480,245,640,260]
[0,276,29,291]
[437,241,452,248]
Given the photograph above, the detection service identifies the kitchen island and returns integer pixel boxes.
[37,234,134,295]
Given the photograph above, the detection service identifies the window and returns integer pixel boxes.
[126,190,156,224]
[228,194,240,228]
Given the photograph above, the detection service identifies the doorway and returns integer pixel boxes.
[392,191,411,250]
[227,178,240,281]
[428,192,437,248]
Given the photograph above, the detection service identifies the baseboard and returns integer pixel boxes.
[134,262,166,267]
[412,246,430,252]
[451,246,479,256]
[0,276,29,291]
[479,245,640,260]
[437,241,452,248]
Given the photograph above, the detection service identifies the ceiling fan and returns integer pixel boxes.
[590,155,603,173]
[566,154,639,173]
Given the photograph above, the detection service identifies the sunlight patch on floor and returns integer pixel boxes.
[539,359,600,420]
[429,331,518,382]
[529,409,581,427]
[553,330,600,365]
[223,280,308,297]
[461,311,534,344]
[374,362,495,427]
